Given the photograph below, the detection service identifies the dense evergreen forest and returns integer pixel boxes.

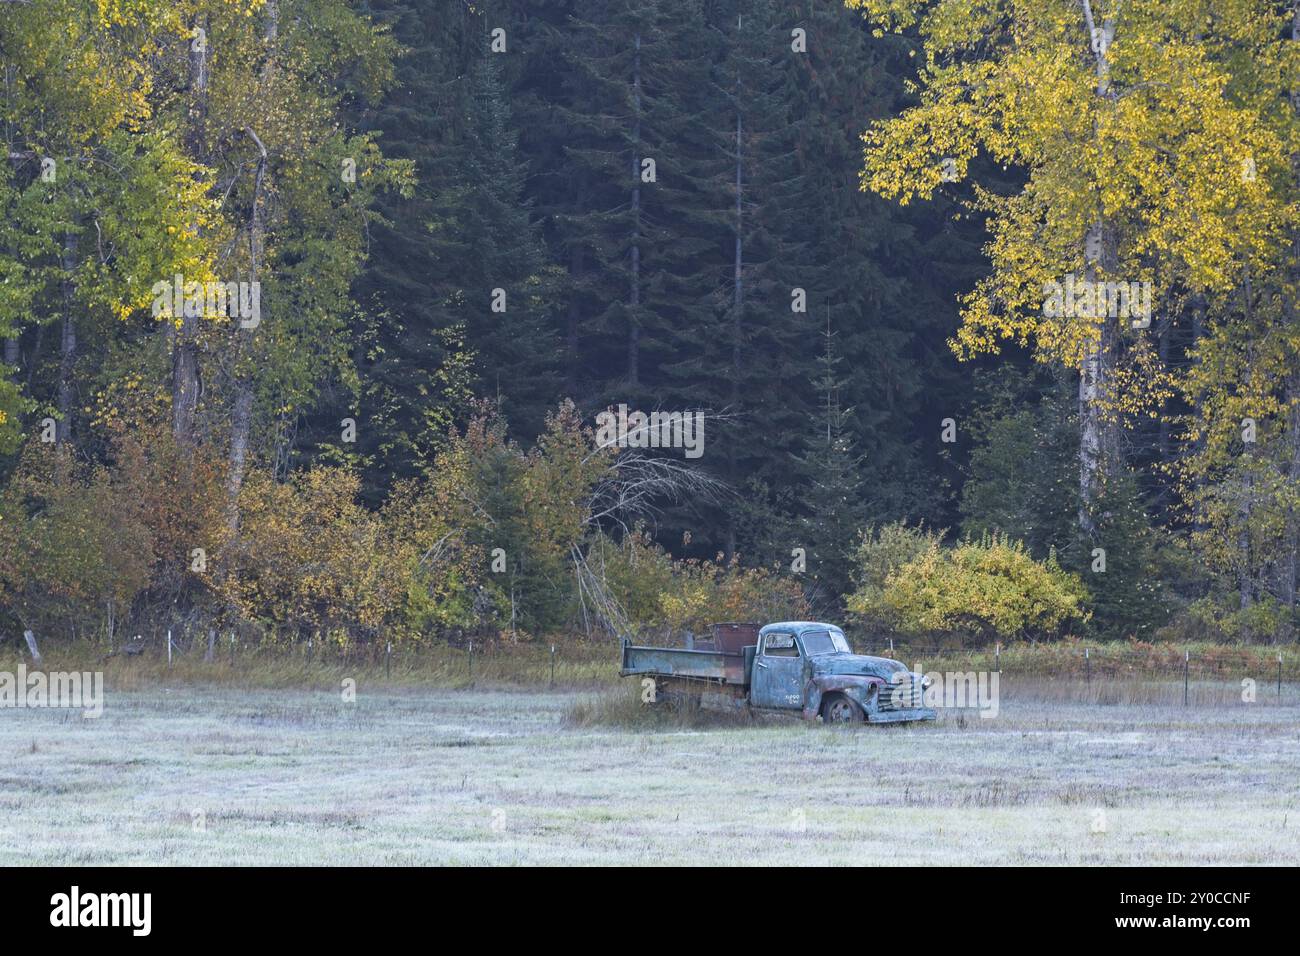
[1,0,1298,652]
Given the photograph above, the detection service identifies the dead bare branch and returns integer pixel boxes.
[587,451,730,537]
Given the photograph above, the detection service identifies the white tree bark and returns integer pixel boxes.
[22,629,41,665]
[1077,0,1120,534]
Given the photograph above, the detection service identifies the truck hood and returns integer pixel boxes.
[811,653,909,681]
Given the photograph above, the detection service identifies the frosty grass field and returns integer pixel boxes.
[2,681,1297,865]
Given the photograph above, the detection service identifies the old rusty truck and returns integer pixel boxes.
[620,621,936,724]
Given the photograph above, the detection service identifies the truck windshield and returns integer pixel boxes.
[802,630,850,655]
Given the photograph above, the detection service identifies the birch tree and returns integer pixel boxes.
[849,0,1297,536]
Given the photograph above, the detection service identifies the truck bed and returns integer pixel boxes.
[620,642,752,686]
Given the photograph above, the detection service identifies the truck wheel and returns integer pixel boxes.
[822,693,863,724]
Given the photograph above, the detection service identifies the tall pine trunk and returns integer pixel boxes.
[627,31,641,387]
[565,246,583,395]
[725,61,743,561]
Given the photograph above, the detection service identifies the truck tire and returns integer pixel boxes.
[821,693,864,724]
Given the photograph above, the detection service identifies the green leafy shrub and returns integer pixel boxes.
[849,529,1090,643]
[846,522,942,631]
[0,372,23,457]
[658,555,809,635]
[1165,595,1298,645]
[427,400,608,637]
[0,442,153,640]
[586,529,809,638]
[225,467,420,644]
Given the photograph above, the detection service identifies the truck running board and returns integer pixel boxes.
[869,707,938,723]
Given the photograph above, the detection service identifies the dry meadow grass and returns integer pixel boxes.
[1,671,1297,865]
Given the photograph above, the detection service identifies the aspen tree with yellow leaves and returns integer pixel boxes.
[851,0,1296,521]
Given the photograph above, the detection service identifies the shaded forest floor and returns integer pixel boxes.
[2,684,1297,865]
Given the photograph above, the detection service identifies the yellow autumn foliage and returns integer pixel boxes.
[849,530,1090,641]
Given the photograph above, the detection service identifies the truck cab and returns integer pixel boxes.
[750,627,819,709]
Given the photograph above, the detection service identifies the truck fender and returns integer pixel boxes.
[802,675,886,721]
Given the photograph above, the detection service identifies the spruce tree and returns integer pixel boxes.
[346,2,560,496]
[791,313,867,613]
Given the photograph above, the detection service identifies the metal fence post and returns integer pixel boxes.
[1278,654,1283,700]
[550,644,556,688]
[230,633,235,666]
[1184,649,1190,706]
[995,642,1000,673]
[1085,647,1090,686]
[385,641,392,679]
[167,630,173,668]
[468,640,474,685]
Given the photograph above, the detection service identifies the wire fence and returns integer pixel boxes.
[20,628,1300,704]
[855,638,1300,703]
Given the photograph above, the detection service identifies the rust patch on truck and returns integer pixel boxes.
[802,675,885,720]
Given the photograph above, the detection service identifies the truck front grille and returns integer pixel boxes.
[879,676,925,710]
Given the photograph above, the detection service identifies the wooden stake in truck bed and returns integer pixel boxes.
[621,621,937,724]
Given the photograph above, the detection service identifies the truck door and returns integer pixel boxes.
[752,631,804,709]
